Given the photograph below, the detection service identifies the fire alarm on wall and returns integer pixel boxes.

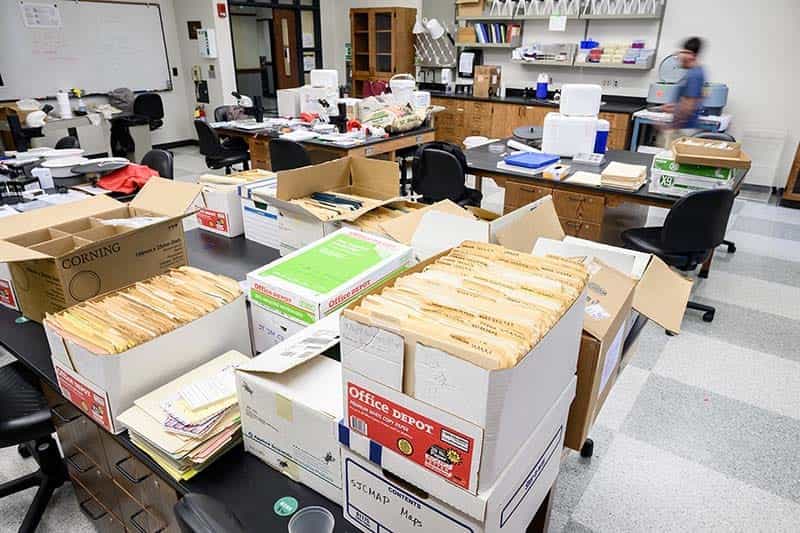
[217,3,226,17]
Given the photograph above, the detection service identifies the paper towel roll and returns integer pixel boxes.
[56,91,72,119]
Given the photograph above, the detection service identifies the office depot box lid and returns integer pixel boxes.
[248,228,412,324]
[340,377,576,526]
[380,196,565,261]
[533,234,692,334]
[252,157,405,223]
[671,136,751,169]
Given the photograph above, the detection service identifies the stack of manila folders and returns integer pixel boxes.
[118,350,249,481]
[567,161,647,191]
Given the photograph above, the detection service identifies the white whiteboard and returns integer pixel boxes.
[0,1,172,100]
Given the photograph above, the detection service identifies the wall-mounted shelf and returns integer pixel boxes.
[574,58,655,70]
[581,13,663,20]
[456,15,515,21]
[513,15,581,20]
[457,41,521,48]
[511,59,575,67]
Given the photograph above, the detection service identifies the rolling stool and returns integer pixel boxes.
[0,362,67,533]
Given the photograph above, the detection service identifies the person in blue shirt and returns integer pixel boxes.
[662,37,706,145]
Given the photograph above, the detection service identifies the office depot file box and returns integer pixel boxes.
[236,316,343,502]
[0,178,202,322]
[340,247,585,494]
[196,171,276,238]
[340,377,576,532]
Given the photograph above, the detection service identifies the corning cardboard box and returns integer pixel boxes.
[0,178,203,322]
[339,246,585,495]
[339,377,576,532]
[236,312,343,503]
[531,223,692,451]
[251,157,405,253]
[44,291,251,434]
[247,228,412,351]
[196,171,276,238]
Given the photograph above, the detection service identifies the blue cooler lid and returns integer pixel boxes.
[504,151,560,169]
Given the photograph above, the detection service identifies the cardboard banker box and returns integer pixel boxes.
[236,314,344,503]
[340,378,576,532]
[532,221,693,451]
[339,244,585,496]
[251,157,405,253]
[0,178,202,322]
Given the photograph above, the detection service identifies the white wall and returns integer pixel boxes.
[468,0,800,185]
[320,0,422,87]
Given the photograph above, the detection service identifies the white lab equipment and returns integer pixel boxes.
[389,74,416,106]
[559,84,602,116]
[277,88,301,117]
[542,113,598,157]
[298,85,339,117]
[310,69,339,88]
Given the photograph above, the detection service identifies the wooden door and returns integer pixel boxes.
[273,8,300,89]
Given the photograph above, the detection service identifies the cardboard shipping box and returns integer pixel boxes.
[532,230,692,451]
[456,0,485,18]
[45,292,251,434]
[474,66,501,98]
[671,136,751,169]
[340,377,576,532]
[339,248,585,495]
[251,157,405,253]
[0,178,202,322]
[236,313,343,503]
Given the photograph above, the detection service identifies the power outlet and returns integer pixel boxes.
[601,79,621,88]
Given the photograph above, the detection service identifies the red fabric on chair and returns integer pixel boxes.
[97,163,159,194]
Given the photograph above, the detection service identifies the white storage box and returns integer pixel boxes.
[45,294,251,433]
[277,88,301,118]
[340,377,576,532]
[197,185,244,237]
[250,297,306,352]
[248,228,412,326]
[542,113,598,157]
[310,69,339,88]
[559,84,602,116]
[236,323,343,503]
[298,85,339,116]
[650,150,735,196]
[339,251,585,494]
[240,198,280,249]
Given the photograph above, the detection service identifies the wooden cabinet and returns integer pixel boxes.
[599,111,632,150]
[43,383,181,533]
[504,181,553,211]
[552,190,604,223]
[782,142,800,202]
[350,8,416,97]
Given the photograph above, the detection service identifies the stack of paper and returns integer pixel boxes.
[600,161,648,191]
[118,351,249,481]
[348,241,588,370]
[198,169,275,187]
[45,267,242,355]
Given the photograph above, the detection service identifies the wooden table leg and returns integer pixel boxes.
[527,484,555,532]
[699,249,714,278]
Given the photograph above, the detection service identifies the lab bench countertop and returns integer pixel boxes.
[428,91,648,115]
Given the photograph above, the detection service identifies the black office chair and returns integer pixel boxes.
[133,93,165,131]
[6,113,43,152]
[0,362,68,533]
[174,494,245,533]
[269,139,312,171]
[692,131,738,254]
[622,188,736,324]
[411,143,482,207]
[194,120,250,174]
[54,136,80,149]
[141,149,174,179]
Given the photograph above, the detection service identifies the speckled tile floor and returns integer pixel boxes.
[1,153,799,531]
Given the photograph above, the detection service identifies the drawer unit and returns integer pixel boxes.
[504,181,553,211]
[553,190,605,223]
[137,475,181,533]
[74,481,126,533]
[67,448,122,519]
[102,430,153,501]
[560,218,602,241]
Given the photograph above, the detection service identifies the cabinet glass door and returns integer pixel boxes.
[373,10,394,77]
[351,11,371,77]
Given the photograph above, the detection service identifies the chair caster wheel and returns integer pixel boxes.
[727,244,736,253]
[18,443,31,458]
[665,330,675,336]
[702,310,715,322]
[580,439,594,458]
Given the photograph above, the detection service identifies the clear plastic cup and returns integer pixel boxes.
[287,506,335,533]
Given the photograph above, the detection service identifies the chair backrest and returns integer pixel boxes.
[411,144,467,202]
[141,149,174,179]
[133,93,164,120]
[194,120,223,157]
[660,188,736,252]
[692,131,736,142]
[6,113,30,151]
[269,139,311,171]
[214,106,233,122]
[55,136,80,149]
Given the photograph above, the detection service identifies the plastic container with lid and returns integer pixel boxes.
[594,118,610,154]
[559,84,602,117]
[389,74,416,106]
